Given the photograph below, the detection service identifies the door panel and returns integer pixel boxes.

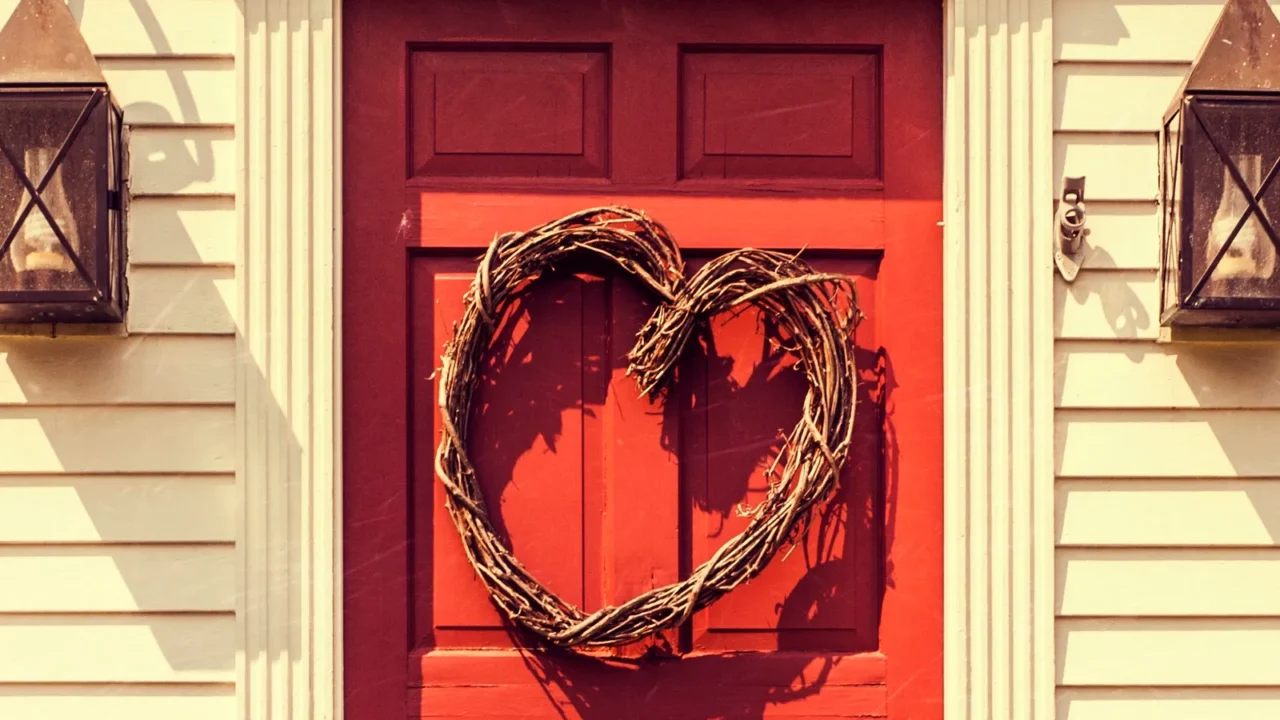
[345,0,943,718]
[680,49,880,182]
[409,47,610,179]
[417,263,591,643]
[688,257,882,654]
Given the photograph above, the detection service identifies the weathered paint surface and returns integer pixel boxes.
[343,0,944,717]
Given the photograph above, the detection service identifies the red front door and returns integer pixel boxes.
[343,1,943,718]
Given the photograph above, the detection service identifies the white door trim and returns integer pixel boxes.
[943,1,1057,718]
[233,0,1057,717]
[236,1,343,718]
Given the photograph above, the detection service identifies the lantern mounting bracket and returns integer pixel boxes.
[1054,175,1088,282]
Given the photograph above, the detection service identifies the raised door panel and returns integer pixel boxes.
[409,47,609,179]
[686,256,883,654]
[414,262,589,647]
[411,260,681,651]
[680,49,881,184]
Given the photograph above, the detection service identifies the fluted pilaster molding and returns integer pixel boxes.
[943,0,1055,718]
[237,1,342,719]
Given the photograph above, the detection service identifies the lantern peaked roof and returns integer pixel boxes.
[0,0,106,85]
[1181,0,1280,96]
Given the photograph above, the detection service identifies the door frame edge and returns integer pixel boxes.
[942,1,1057,719]
[236,1,344,718]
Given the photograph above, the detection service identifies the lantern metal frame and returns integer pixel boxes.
[1158,0,1280,328]
[0,0,128,325]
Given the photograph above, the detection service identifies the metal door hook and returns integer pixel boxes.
[1054,176,1088,282]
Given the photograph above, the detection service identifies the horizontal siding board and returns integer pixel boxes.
[1058,688,1280,720]
[1055,63,1186,132]
[0,407,234,473]
[1055,271,1159,340]
[128,128,235,196]
[1052,0,1275,62]
[0,614,234,683]
[1056,409,1280,477]
[129,196,235,266]
[1058,618,1280,686]
[0,476,235,543]
[1056,342,1280,408]
[127,267,236,335]
[1055,133,1157,202]
[0,546,234,612]
[0,0,236,57]
[101,58,235,126]
[1073,201,1159,270]
[0,336,234,405]
[1058,548,1280,616]
[0,684,234,720]
[1057,478,1280,547]
[0,684,233,720]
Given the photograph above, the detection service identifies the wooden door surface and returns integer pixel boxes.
[343,1,943,718]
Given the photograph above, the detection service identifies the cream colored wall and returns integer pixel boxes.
[1055,0,1280,718]
[0,1,238,718]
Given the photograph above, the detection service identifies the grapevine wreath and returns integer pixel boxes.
[433,205,862,649]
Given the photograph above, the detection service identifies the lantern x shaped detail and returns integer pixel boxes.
[0,0,128,325]
[1185,100,1280,301]
[0,90,105,295]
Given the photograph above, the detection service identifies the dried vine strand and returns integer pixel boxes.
[433,205,862,648]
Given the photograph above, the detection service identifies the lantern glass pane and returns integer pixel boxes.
[1185,99,1280,302]
[0,92,104,295]
[1162,108,1183,315]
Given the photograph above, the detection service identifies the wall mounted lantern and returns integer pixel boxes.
[0,0,126,325]
[1159,0,1280,328]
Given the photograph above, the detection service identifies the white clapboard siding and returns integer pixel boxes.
[129,196,235,266]
[0,614,234,683]
[0,684,234,720]
[0,0,236,57]
[101,58,235,126]
[1072,201,1159,270]
[1058,688,1280,720]
[0,336,234,405]
[1054,0,1280,62]
[0,0,244,710]
[1056,342,1280,408]
[1058,618,1280,686]
[0,406,234,473]
[0,476,235,544]
[127,267,236,335]
[1058,478,1280,547]
[1055,63,1187,132]
[0,545,234,612]
[128,128,235,196]
[1058,548,1280,616]
[1055,271,1160,340]
[1056,409,1280,478]
[1055,133,1157,202]
[1053,0,1280,706]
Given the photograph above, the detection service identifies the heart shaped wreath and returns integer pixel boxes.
[434,206,862,649]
